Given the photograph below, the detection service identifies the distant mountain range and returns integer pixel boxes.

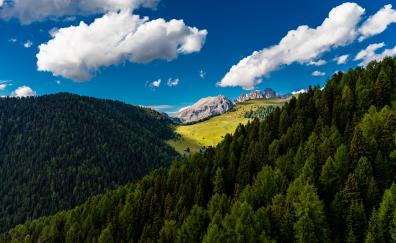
[175,88,291,123]
[234,88,279,103]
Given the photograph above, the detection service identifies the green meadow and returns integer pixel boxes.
[168,98,287,154]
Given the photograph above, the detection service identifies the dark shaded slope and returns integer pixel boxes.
[0,93,177,232]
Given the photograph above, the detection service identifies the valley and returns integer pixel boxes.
[168,98,287,154]
[1,1,396,242]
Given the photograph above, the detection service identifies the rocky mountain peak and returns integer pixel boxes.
[175,95,233,123]
[234,88,277,103]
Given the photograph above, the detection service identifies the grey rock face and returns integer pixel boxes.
[234,88,282,103]
[175,95,233,123]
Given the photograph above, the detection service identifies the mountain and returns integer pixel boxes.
[0,93,177,232]
[234,88,279,103]
[175,95,233,123]
[263,88,277,98]
[4,58,396,243]
[175,89,288,123]
[278,93,293,99]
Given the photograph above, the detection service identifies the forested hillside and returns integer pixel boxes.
[3,57,396,242]
[0,93,177,232]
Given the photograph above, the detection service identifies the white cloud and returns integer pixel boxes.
[0,80,11,90]
[0,0,3,7]
[149,79,161,88]
[178,105,191,112]
[218,3,365,90]
[359,4,396,41]
[312,70,326,76]
[11,86,37,97]
[9,38,17,43]
[308,59,327,66]
[292,89,307,95]
[37,10,207,81]
[63,16,77,22]
[199,70,206,78]
[0,0,159,24]
[24,40,33,48]
[334,54,349,64]
[167,78,179,87]
[354,42,396,66]
[55,80,61,85]
[146,105,174,111]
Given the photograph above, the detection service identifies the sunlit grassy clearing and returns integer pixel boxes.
[168,98,287,154]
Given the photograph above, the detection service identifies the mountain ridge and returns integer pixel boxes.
[175,88,290,123]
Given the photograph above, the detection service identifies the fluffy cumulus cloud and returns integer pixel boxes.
[167,78,179,87]
[359,4,396,41]
[354,42,396,66]
[0,0,159,24]
[334,54,349,64]
[218,2,365,90]
[312,70,326,76]
[37,10,207,81]
[11,86,37,97]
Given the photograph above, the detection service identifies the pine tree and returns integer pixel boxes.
[176,205,209,243]
[159,220,177,243]
[353,157,373,195]
[350,127,369,167]
[374,68,392,108]
[293,184,329,243]
[346,200,367,242]
[365,209,381,243]
[333,144,349,182]
[98,224,114,243]
[377,184,396,242]
[320,156,339,196]
[390,208,396,242]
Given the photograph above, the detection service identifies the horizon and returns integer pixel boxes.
[0,0,395,114]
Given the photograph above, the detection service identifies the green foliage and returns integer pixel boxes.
[293,184,328,243]
[244,105,276,120]
[2,58,396,242]
[98,224,114,243]
[0,93,177,232]
[159,220,177,243]
[176,205,209,243]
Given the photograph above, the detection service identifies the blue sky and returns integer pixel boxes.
[0,0,395,114]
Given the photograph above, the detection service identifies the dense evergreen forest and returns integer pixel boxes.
[0,93,177,232]
[2,57,396,243]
